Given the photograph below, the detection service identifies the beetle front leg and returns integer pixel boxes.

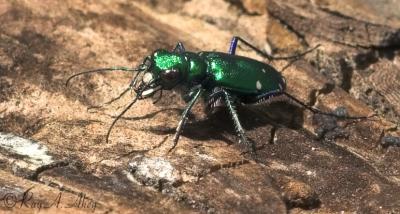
[170,86,203,152]
[221,89,256,153]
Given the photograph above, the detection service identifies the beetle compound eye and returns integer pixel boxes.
[161,69,180,81]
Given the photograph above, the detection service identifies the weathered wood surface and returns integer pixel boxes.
[0,0,400,213]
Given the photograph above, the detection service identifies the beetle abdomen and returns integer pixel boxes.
[201,52,285,95]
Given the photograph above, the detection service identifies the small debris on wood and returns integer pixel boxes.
[128,155,182,191]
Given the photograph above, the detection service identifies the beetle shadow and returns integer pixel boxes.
[116,102,307,146]
[145,102,306,144]
[242,102,306,130]
[180,102,307,148]
[114,107,234,144]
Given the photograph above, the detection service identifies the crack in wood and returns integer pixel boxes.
[308,82,335,107]
[267,11,309,47]
[27,160,70,181]
[268,0,400,49]
[184,159,251,182]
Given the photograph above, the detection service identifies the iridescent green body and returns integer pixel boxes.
[199,52,284,95]
[151,50,285,103]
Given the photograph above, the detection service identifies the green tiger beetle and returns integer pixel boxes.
[66,37,371,153]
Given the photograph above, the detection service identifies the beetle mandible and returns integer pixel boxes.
[66,36,370,152]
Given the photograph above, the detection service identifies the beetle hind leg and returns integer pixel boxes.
[255,91,373,120]
[228,36,320,61]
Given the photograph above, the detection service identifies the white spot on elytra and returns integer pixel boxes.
[256,80,262,90]
[262,68,266,73]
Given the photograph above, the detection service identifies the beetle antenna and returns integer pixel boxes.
[282,92,375,119]
[66,67,142,86]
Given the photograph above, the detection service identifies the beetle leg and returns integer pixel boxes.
[182,85,202,102]
[228,37,239,55]
[228,36,320,61]
[170,86,203,152]
[282,92,374,119]
[205,87,226,114]
[172,42,186,53]
[222,89,256,153]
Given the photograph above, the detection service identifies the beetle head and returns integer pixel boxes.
[133,49,188,97]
